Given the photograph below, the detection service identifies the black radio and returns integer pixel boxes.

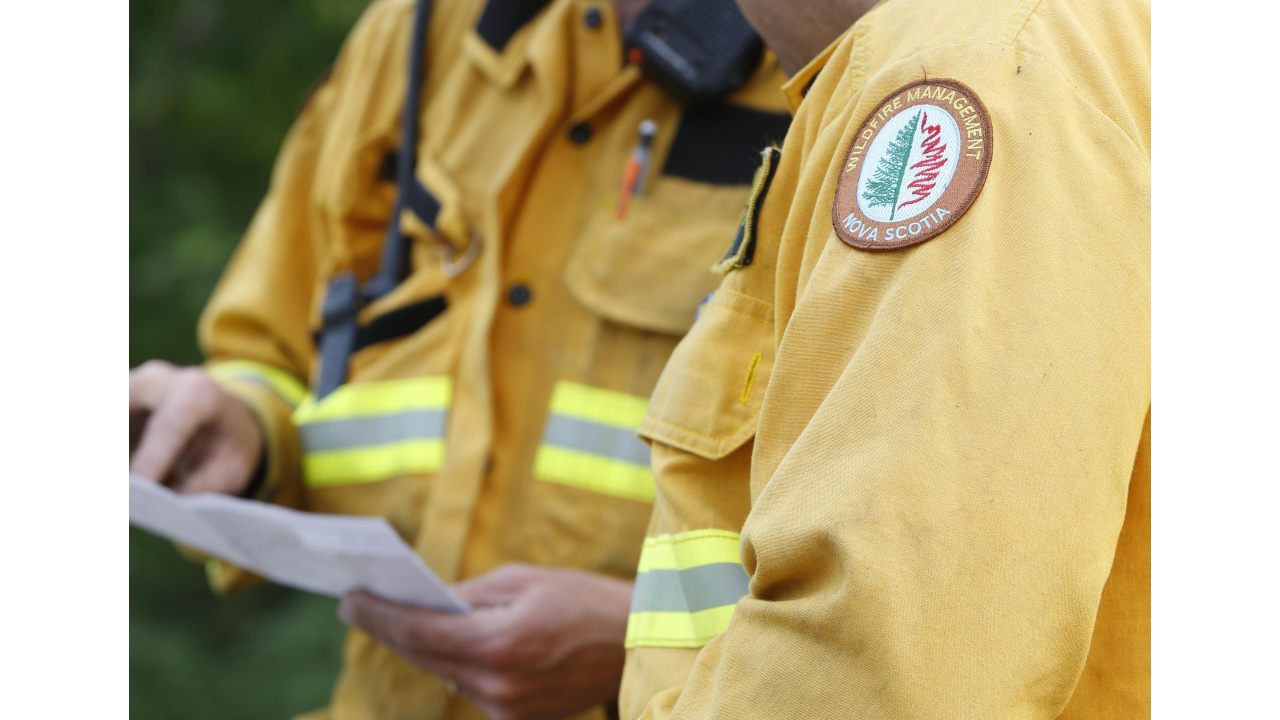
[624,0,764,105]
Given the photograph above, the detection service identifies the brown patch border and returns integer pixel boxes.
[832,78,993,252]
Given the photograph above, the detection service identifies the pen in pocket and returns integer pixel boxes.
[616,119,658,220]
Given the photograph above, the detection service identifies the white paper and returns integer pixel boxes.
[129,475,468,612]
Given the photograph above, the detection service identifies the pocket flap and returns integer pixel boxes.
[638,289,774,459]
[563,177,749,336]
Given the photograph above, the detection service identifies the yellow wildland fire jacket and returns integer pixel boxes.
[195,0,789,718]
[619,0,1150,717]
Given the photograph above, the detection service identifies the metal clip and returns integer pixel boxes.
[438,229,483,277]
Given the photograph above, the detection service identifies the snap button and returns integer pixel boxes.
[507,283,533,307]
[568,122,593,145]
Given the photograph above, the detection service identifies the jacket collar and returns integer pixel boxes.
[474,0,555,52]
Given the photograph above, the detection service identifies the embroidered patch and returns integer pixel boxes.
[713,146,781,274]
[832,79,992,251]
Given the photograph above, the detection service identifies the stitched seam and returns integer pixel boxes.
[715,289,774,313]
[626,633,728,644]
[645,529,741,546]
[848,21,869,94]
[642,412,762,448]
[627,636,724,645]
[739,353,763,406]
[998,0,1039,45]
[712,304,774,326]
[1000,0,1035,44]
[995,41,1148,161]
[857,40,1149,164]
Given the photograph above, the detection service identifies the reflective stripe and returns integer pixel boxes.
[208,360,308,407]
[292,376,452,487]
[546,381,649,429]
[533,446,655,502]
[303,439,446,488]
[293,376,451,422]
[625,530,748,649]
[299,410,446,452]
[541,415,652,465]
[533,382,654,502]
[625,605,738,649]
[629,564,750,613]
[635,529,742,572]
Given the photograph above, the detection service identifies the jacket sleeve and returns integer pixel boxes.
[195,51,334,512]
[193,0,478,592]
[634,58,1150,720]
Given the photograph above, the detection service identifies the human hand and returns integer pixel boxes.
[338,563,634,720]
[129,360,263,495]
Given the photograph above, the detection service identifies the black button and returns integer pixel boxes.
[583,6,603,29]
[507,283,533,307]
[568,122,592,144]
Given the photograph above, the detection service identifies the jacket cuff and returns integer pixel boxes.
[197,363,309,594]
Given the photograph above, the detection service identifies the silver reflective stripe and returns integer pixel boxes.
[541,414,651,466]
[298,409,447,452]
[630,563,751,614]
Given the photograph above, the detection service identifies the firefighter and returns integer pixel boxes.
[617,0,1150,717]
[128,0,790,718]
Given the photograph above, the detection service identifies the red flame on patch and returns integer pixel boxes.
[897,112,949,211]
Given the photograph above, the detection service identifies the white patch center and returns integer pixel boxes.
[856,104,961,223]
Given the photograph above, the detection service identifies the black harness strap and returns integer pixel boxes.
[315,0,438,399]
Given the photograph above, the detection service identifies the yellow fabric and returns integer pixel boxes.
[620,0,1150,718]
[193,0,790,718]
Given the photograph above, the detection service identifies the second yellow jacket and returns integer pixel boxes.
[195,0,790,719]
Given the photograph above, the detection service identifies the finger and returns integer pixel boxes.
[130,410,151,456]
[129,390,215,482]
[128,360,177,412]
[173,446,254,495]
[339,591,487,662]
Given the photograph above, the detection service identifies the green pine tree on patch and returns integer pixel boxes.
[862,110,921,220]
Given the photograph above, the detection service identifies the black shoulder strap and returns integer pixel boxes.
[364,0,436,301]
[316,0,435,399]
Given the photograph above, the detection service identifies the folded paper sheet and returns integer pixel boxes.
[129,475,468,612]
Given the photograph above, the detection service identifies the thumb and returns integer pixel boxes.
[339,591,480,660]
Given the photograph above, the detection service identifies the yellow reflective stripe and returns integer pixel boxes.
[293,376,452,423]
[547,381,649,429]
[303,438,446,488]
[209,360,308,407]
[291,376,452,488]
[533,445,655,503]
[636,530,742,573]
[624,605,738,649]
[627,531,745,648]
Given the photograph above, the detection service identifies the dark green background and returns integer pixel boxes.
[131,1,369,717]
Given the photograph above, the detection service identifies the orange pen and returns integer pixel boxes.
[616,119,658,220]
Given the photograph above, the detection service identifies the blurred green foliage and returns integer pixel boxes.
[131,1,370,717]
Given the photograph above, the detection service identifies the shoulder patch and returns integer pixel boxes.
[832,79,992,251]
[713,146,782,274]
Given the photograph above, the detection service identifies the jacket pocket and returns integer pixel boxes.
[563,175,750,336]
[639,287,775,459]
